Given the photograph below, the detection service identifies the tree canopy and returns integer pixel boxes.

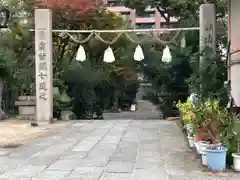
[0,0,141,118]
[124,0,227,25]
[0,0,228,119]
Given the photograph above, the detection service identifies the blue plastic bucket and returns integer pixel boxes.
[205,146,227,171]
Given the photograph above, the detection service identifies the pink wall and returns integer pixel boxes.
[106,6,162,28]
[228,0,240,105]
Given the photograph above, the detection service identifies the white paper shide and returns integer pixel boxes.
[103,46,115,63]
[76,45,86,62]
[162,46,172,63]
[134,45,144,61]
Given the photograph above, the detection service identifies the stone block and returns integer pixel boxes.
[47,159,82,170]
[18,96,36,101]
[18,106,36,115]
[99,172,132,180]
[111,152,137,162]
[26,155,59,166]
[32,170,70,180]
[80,156,110,167]
[60,151,87,160]
[105,161,134,173]
[0,165,46,180]
[65,167,103,180]
[132,169,167,180]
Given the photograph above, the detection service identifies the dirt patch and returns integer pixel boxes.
[166,117,181,121]
[0,119,72,148]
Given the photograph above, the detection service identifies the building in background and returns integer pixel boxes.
[105,0,178,29]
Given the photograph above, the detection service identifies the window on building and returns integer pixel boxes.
[108,0,124,6]
[136,11,155,18]
[161,22,178,28]
[121,12,130,19]
[118,12,132,27]
[161,23,171,28]
[136,23,154,29]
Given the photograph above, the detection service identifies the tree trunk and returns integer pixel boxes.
[154,4,171,27]
[0,78,5,119]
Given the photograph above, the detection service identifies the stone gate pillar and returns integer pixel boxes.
[229,0,240,106]
[199,4,216,60]
[35,9,53,123]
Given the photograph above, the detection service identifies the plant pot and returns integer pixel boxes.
[198,141,221,154]
[184,123,194,132]
[206,146,227,171]
[200,151,208,166]
[187,136,195,148]
[198,141,210,153]
[197,142,222,165]
[195,141,201,154]
[232,153,240,171]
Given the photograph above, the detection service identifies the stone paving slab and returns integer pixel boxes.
[132,168,168,180]
[0,119,238,179]
[32,170,71,180]
[99,172,132,180]
[65,167,104,180]
[105,161,134,173]
[0,165,46,180]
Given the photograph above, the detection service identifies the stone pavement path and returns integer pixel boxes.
[0,120,238,180]
[104,100,161,120]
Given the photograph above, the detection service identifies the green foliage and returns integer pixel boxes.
[48,7,140,118]
[0,0,140,116]
[177,96,240,165]
[220,113,240,165]
[0,1,35,92]
[141,43,193,117]
[0,55,9,78]
[53,90,72,118]
[124,0,227,24]
[63,61,108,118]
[176,98,196,125]
[63,50,139,118]
[142,42,227,118]
[187,50,228,106]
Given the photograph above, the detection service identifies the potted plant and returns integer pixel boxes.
[177,98,197,148]
[194,99,223,167]
[194,104,209,155]
[193,101,212,155]
[198,99,227,171]
[176,98,196,134]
